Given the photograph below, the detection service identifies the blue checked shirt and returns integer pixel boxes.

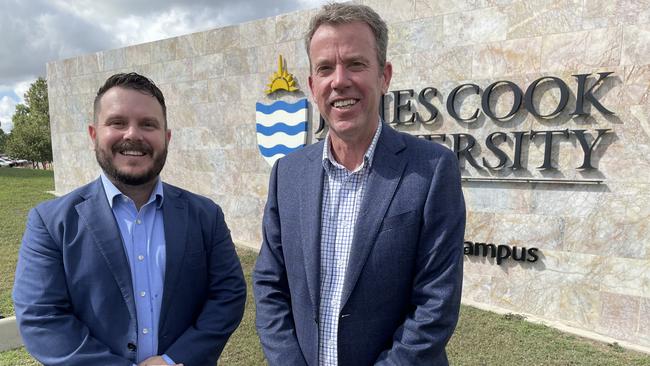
[100,175,175,365]
[318,121,382,366]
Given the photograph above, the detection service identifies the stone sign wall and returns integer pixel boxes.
[47,0,650,351]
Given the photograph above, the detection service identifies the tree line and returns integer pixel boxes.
[0,77,52,169]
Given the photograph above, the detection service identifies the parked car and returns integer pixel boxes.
[0,158,13,167]
[12,158,29,166]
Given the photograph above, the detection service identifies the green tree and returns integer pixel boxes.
[0,128,7,153]
[6,77,52,168]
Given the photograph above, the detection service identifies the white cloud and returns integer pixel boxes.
[0,0,334,132]
[0,96,17,132]
[13,81,32,104]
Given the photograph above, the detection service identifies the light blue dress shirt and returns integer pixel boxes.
[100,175,174,365]
[318,121,382,366]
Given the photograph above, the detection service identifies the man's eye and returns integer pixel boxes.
[317,66,332,74]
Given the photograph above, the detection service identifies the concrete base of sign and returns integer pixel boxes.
[0,316,22,352]
[462,299,650,355]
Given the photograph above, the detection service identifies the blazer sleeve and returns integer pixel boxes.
[164,204,247,365]
[13,208,133,366]
[375,149,466,365]
[253,162,309,366]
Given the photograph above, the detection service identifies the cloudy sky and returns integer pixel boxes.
[0,0,328,132]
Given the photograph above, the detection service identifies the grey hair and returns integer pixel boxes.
[305,2,389,70]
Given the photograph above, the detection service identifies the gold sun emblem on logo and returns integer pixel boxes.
[266,54,299,94]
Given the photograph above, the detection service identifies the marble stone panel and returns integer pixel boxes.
[150,38,178,63]
[240,17,276,48]
[599,257,650,298]
[621,64,650,106]
[361,0,415,23]
[175,32,207,59]
[77,53,101,75]
[275,10,310,43]
[101,48,127,71]
[584,0,650,29]
[472,37,542,79]
[443,7,507,47]
[159,59,193,83]
[125,43,152,67]
[558,287,601,330]
[540,31,589,73]
[460,273,492,303]
[563,192,650,259]
[504,0,583,39]
[639,298,650,340]
[223,48,254,76]
[205,25,240,54]
[414,0,480,17]
[414,46,474,83]
[598,292,640,342]
[388,17,442,57]
[622,23,650,66]
[169,80,209,106]
[208,76,242,104]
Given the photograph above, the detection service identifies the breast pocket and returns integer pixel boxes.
[378,210,419,232]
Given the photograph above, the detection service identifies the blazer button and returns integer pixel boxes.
[127,342,137,352]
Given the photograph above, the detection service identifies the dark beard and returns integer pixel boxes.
[95,141,167,186]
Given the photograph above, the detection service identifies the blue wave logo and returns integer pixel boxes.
[256,99,308,166]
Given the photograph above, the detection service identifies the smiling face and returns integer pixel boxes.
[308,21,392,144]
[89,86,171,187]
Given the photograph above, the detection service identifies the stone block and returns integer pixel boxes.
[443,7,507,46]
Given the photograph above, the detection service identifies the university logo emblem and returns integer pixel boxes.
[256,55,308,166]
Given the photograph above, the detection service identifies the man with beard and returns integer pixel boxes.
[13,73,246,366]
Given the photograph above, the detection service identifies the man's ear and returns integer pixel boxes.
[381,61,393,94]
[88,123,96,141]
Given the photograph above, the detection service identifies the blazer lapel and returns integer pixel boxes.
[159,184,189,330]
[76,179,137,323]
[340,126,407,308]
[299,144,325,317]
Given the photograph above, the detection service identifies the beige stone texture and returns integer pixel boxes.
[175,32,207,59]
[240,18,276,49]
[599,292,640,342]
[622,23,650,66]
[205,26,240,54]
[388,17,443,57]
[472,37,542,79]
[47,0,650,350]
[443,7,507,46]
[361,0,416,23]
[584,0,650,29]
[505,0,584,39]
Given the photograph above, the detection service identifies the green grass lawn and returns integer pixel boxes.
[0,168,54,318]
[0,168,649,365]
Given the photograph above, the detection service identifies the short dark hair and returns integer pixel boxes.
[305,3,389,70]
[93,72,166,125]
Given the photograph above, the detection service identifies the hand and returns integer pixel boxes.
[138,355,184,366]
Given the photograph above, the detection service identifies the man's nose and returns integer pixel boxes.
[331,64,351,90]
[123,125,142,140]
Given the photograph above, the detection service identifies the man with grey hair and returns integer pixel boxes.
[254,3,466,365]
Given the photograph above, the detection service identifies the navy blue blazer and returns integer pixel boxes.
[253,125,466,365]
[13,179,246,366]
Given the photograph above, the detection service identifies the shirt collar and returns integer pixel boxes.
[100,173,164,209]
[322,119,383,172]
